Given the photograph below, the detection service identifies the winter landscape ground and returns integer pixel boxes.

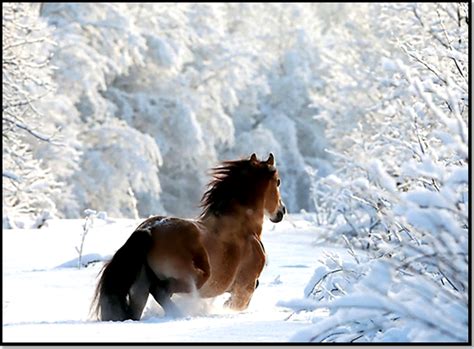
[3,212,469,343]
[3,214,342,343]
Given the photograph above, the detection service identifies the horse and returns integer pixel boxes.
[92,153,286,321]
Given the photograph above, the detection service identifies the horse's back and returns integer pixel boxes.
[139,216,203,248]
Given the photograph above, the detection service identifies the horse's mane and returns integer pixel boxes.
[199,158,273,218]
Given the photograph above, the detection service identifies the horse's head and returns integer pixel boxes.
[200,153,286,222]
[250,153,286,223]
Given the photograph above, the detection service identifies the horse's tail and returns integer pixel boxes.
[91,229,152,321]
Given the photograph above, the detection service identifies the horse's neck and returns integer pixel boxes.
[200,205,264,240]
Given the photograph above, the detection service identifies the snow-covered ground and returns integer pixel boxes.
[3,214,342,343]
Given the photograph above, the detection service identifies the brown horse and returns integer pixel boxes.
[92,153,286,321]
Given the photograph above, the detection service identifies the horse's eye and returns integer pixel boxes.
[277,179,280,187]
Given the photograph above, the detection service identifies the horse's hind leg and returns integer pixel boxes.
[144,264,183,317]
[128,265,151,320]
[148,278,183,318]
[99,294,129,321]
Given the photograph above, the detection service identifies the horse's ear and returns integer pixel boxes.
[250,153,258,162]
[266,153,275,166]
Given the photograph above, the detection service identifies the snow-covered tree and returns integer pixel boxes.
[40,3,147,124]
[73,120,164,218]
[221,3,332,213]
[289,3,469,342]
[15,3,464,226]
[105,3,333,216]
[2,3,61,227]
[36,3,163,218]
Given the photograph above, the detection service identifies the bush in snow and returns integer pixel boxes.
[289,3,468,343]
[75,209,96,269]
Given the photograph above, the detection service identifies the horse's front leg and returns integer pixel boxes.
[225,279,260,311]
[225,236,266,311]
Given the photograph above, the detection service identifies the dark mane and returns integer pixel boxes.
[199,158,273,218]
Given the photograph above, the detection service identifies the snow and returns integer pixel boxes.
[304,265,329,297]
[57,254,108,269]
[366,159,396,192]
[2,171,20,182]
[403,189,452,209]
[446,167,468,185]
[12,214,463,344]
[2,215,342,343]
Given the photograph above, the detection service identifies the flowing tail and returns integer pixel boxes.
[91,229,152,321]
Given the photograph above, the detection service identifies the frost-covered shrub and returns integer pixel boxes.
[289,3,469,343]
[288,256,467,342]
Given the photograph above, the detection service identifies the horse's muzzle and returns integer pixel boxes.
[270,205,286,223]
